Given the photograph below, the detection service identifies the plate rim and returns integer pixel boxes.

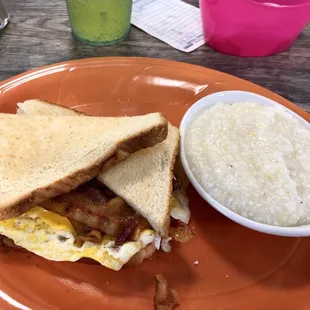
[0,56,309,310]
[1,57,308,119]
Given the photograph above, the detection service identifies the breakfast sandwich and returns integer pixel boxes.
[0,100,193,271]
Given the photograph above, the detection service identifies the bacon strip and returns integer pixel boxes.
[39,181,153,248]
[154,274,180,310]
[126,243,156,267]
[40,183,139,237]
[115,218,139,247]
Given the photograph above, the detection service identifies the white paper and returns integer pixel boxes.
[131,0,205,53]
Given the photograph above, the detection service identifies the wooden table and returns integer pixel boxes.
[0,0,309,112]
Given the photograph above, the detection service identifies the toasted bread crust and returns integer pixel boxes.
[0,164,102,219]
[18,100,169,178]
[101,119,168,171]
[15,100,174,236]
[161,133,180,236]
[17,100,86,116]
[0,111,168,220]
[99,124,181,237]
[42,101,85,116]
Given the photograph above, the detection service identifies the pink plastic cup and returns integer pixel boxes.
[200,0,310,57]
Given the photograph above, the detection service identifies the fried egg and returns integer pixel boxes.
[0,207,156,271]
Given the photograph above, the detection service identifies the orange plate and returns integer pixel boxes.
[0,57,309,310]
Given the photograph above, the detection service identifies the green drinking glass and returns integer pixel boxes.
[65,0,132,46]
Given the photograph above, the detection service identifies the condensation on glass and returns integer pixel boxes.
[0,0,10,30]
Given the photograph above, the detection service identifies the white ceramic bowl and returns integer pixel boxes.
[180,90,310,237]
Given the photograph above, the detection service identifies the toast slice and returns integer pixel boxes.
[17,100,180,236]
[17,99,83,116]
[0,109,168,220]
[100,124,179,236]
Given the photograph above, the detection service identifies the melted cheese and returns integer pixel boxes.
[0,207,156,271]
[27,207,75,232]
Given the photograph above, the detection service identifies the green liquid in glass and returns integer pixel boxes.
[66,0,132,45]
